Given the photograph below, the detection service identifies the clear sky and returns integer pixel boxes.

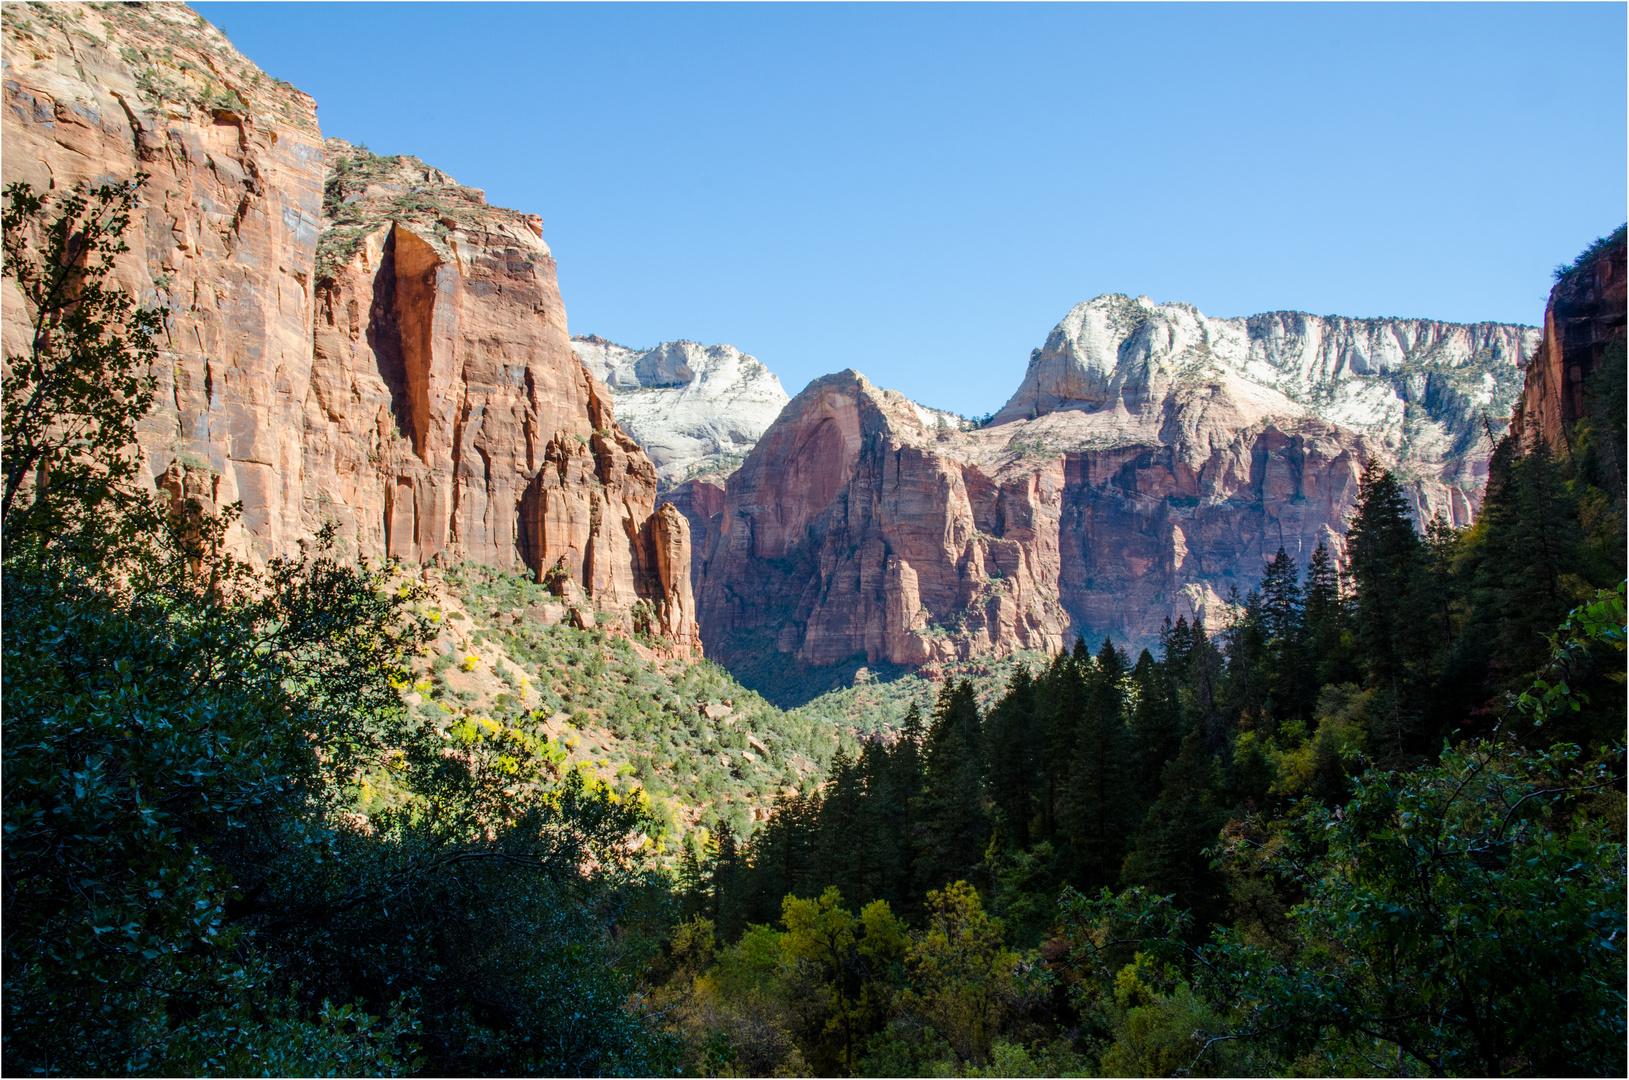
[196,1,1626,416]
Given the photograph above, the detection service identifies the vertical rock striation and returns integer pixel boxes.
[697,297,1539,662]
[697,371,1072,668]
[1,3,696,652]
[3,1,324,555]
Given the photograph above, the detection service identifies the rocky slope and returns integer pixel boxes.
[0,2,696,652]
[571,335,789,489]
[697,297,1539,665]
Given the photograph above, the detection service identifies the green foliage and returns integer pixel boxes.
[896,883,1041,1068]
[779,887,905,1072]
[1056,585,1628,1077]
[1061,640,1135,891]
[1553,222,1627,282]
[1120,730,1227,930]
[3,179,162,558]
[914,681,990,896]
[687,435,1624,1074]
[1241,736,1624,1075]
[1,177,679,1076]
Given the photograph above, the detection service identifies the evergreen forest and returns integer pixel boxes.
[2,180,1624,1078]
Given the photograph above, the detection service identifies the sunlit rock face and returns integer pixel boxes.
[995,294,1537,499]
[695,370,1073,670]
[693,297,1538,661]
[572,335,789,490]
[0,3,696,654]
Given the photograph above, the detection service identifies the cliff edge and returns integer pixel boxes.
[0,2,697,652]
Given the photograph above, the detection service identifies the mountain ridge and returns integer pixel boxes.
[571,334,790,490]
[681,297,1536,668]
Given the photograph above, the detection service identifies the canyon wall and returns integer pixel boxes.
[994,295,1537,496]
[695,371,1072,669]
[696,296,1539,664]
[1509,228,1626,458]
[0,3,696,651]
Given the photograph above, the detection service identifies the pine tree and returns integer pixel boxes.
[1465,439,1586,685]
[888,703,928,911]
[1035,647,1086,841]
[1127,648,1183,808]
[893,701,927,785]
[1160,615,1196,669]
[1121,729,1226,931]
[815,751,866,905]
[1345,461,1426,762]
[1345,461,1422,689]
[1062,639,1136,892]
[1221,587,1268,733]
[1259,548,1302,643]
[983,666,1041,850]
[678,843,708,922]
[1418,514,1460,653]
[1186,617,1227,756]
[855,738,911,910]
[739,789,819,928]
[712,816,744,941]
[913,680,988,897]
[1301,541,1353,688]
[1259,547,1311,727]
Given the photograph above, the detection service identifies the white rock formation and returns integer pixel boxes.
[571,336,790,489]
[993,295,1539,493]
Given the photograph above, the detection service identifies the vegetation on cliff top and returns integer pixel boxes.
[1554,223,1628,283]
[315,139,535,282]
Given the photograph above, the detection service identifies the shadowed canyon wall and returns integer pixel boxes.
[1510,228,1626,462]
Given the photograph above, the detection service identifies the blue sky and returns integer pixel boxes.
[197,2,1626,415]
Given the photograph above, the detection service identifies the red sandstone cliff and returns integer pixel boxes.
[0,3,696,652]
[695,371,1071,667]
[1509,227,1626,458]
[695,362,1454,665]
[663,469,727,587]
[694,291,1535,663]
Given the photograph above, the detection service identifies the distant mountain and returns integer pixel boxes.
[571,336,789,490]
[687,296,1539,669]
[995,295,1538,494]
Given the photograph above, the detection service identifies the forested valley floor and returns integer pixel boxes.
[3,183,1624,1077]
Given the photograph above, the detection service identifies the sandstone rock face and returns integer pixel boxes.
[995,295,1538,497]
[662,472,727,587]
[697,370,1072,668]
[1509,229,1626,458]
[698,298,1540,661]
[1,3,695,652]
[642,501,700,652]
[571,335,789,489]
[3,2,324,554]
